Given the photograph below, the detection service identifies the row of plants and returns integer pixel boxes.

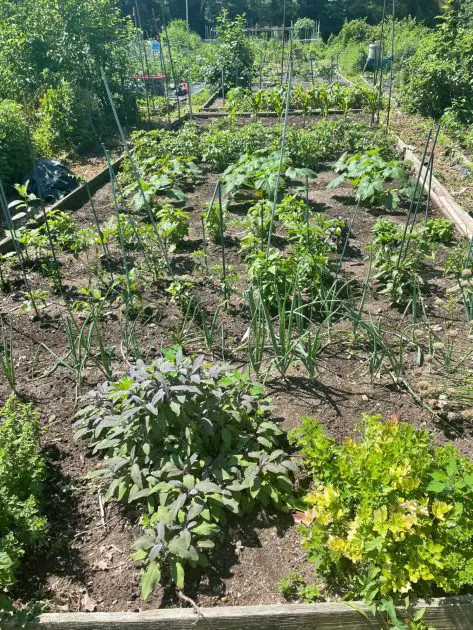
[1,109,472,626]
[127,117,394,173]
[224,82,377,121]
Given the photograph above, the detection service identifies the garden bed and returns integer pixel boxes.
[1,112,473,621]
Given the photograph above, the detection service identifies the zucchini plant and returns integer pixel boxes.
[220,148,314,205]
[328,149,410,209]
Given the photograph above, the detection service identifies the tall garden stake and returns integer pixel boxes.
[386,0,396,130]
[217,183,228,305]
[100,66,172,276]
[266,58,293,254]
[0,180,39,317]
[376,0,388,126]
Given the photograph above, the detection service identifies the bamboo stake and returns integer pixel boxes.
[0,180,39,317]
[386,0,396,130]
[100,67,172,276]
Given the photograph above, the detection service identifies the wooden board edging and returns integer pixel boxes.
[194,108,362,119]
[202,90,220,110]
[0,155,125,255]
[9,596,473,629]
[397,136,473,240]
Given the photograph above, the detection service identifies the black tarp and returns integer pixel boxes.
[24,160,79,200]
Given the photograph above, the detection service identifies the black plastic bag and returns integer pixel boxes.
[23,160,79,200]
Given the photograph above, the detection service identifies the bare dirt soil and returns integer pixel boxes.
[1,118,472,614]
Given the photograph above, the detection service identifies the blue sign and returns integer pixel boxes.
[151,41,161,52]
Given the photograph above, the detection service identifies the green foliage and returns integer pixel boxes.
[128,119,396,177]
[221,148,314,204]
[18,210,91,259]
[0,0,137,143]
[0,397,47,596]
[129,123,203,165]
[201,11,254,89]
[33,81,101,156]
[279,572,320,602]
[400,3,473,123]
[162,19,204,84]
[75,348,297,596]
[294,17,317,39]
[329,149,410,209]
[123,155,201,209]
[154,204,189,253]
[0,100,31,186]
[241,200,273,252]
[370,219,434,306]
[289,414,473,607]
[201,122,276,171]
[202,199,225,245]
[424,218,455,244]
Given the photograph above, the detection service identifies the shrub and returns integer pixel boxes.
[0,100,31,187]
[400,4,473,123]
[75,348,297,597]
[33,81,101,156]
[0,396,47,609]
[289,415,473,611]
[201,11,254,89]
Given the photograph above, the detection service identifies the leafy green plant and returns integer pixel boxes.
[33,81,100,156]
[75,348,297,597]
[203,197,226,245]
[241,199,273,252]
[0,396,47,611]
[21,289,50,313]
[279,572,320,603]
[290,414,473,617]
[221,149,314,205]
[154,204,189,254]
[201,11,254,90]
[18,209,91,259]
[0,318,16,393]
[370,219,434,307]
[424,218,454,244]
[247,249,299,311]
[124,156,201,209]
[329,149,410,209]
[0,100,31,187]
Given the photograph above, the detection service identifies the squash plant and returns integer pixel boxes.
[220,148,315,205]
[75,348,297,597]
[328,149,410,209]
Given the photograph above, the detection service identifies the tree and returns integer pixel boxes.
[201,10,254,88]
[0,0,135,106]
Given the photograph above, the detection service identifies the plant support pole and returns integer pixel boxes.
[266,58,293,254]
[280,0,286,84]
[386,0,396,130]
[185,0,193,118]
[100,66,172,275]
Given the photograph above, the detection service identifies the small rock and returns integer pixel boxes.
[361,394,369,402]
[81,593,97,612]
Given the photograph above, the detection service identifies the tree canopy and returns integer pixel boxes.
[117,0,441,38]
